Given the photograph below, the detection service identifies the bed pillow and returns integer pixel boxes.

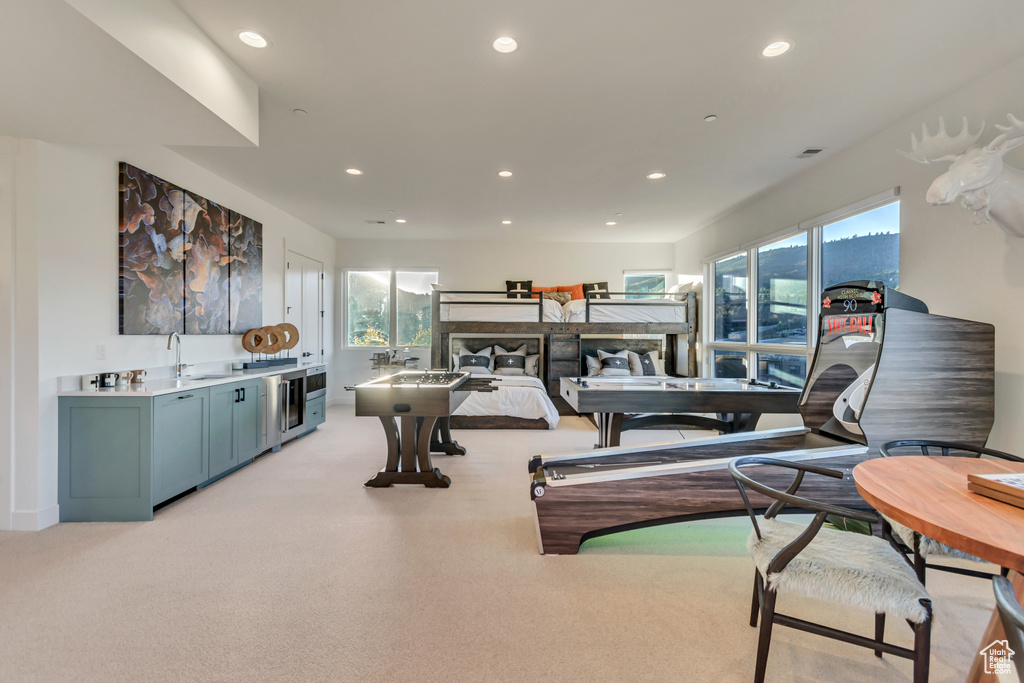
[457,346,492,374]
[493,344,527,375]
[583,282,611,300]
[541,291,572,306]
[506,280,533,299]
[664,282,689,299]
[627,350,665,376]
[597,349,631,376]
[585,354,601,376]
[557,284,586,301]
[525,354,540,377]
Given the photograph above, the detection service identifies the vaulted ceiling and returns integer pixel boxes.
[4,0,1024,242]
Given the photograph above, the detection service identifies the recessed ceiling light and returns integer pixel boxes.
[501,220,512,225]
[704,114,718,122]
[493,37,518,53]
[293,108,308,117]
[346,168,363,175]
[498,170,513,178]
[238,31,269,48]
[615,213,623,216]
[761,40,791,58]
[646,172,667,180]
[606,221,617,226]
[395,219,407,223]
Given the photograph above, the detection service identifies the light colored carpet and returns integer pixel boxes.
[0,408,994,682]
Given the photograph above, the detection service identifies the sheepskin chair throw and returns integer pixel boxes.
[749,518,931,624]
[884,515,981,561]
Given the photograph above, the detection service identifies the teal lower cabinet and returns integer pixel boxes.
[235,380,263,462]
[305,395,326,432]
[208,379,262,480]
[59,379,264,522]
[59,396,156,522]
[153,390,210,504]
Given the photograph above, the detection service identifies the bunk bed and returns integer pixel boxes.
[431,289,698,426]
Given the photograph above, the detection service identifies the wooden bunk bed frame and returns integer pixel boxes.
[431,290,698,424]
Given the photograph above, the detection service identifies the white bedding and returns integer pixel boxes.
[453,375,560,427]
[562,298,689,324]
[440,297,563,322]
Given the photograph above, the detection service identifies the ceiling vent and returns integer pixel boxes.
[364,219,386,224]
[795,148,825,159]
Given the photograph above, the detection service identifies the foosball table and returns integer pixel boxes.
[354,370,476,487]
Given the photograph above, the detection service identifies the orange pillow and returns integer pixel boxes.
[557,284,585,300]
[532,286,558,293]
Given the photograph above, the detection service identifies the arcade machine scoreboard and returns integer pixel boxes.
[529,281,995,554]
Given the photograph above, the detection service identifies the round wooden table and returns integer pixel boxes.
[854,456,1024,682]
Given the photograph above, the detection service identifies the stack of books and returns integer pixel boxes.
[968,472,1024,509]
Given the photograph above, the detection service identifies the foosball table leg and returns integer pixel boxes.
[429,417,466,456]
[364,416,452,488]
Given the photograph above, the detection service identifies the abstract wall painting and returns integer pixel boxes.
[119,163,185,335]
[228,211,263,333]
[118,162,263,335]
[184,192,230,335]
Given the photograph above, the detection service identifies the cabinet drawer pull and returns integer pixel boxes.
[178,394,194,399]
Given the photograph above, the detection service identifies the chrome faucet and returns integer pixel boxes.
[167,332,183,378]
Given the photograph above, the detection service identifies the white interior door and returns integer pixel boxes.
[284,251,324,364]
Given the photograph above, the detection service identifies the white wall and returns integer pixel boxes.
[0,139,17,530]
[333,238,675,399]
[674,53,1024,452]
[6,141,336,530]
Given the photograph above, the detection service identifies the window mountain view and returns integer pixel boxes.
[347,271,435,347]
[715,231,899,344]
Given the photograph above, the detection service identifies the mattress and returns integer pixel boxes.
[563,298,689,324]
[452,375,560,427]
[440,298,563,322]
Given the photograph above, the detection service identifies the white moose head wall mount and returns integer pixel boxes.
[900,114,1024,237]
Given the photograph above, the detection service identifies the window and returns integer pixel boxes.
[624,272,668,299]
[347,271,390,346]
[757,233,807,345]
[713,254,747,342]
[704,193,899,388]
[346,269,438,347]
[822,201,900,290]
[395,271,435,347]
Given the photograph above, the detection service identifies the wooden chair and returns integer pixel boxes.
[729,456,932,683]
[880,440,1020,585]
[993,576,1024,682]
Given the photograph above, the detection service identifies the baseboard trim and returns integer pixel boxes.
[12,504,59,531]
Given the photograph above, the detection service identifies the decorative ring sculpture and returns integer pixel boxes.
[261,325,285,354]
[279,323,300,350]
[242,328,269,354]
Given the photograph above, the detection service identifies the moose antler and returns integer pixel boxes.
[898,116,984,164]
[987,113,1024,154]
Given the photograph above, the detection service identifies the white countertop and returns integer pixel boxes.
[59,364,322,398]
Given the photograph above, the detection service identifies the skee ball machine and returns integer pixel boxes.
[529,281,995,554]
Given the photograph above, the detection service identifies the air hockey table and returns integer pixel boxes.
[559,376,802,448]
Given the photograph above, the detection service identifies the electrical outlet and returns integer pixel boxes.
[96,344,106,360]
